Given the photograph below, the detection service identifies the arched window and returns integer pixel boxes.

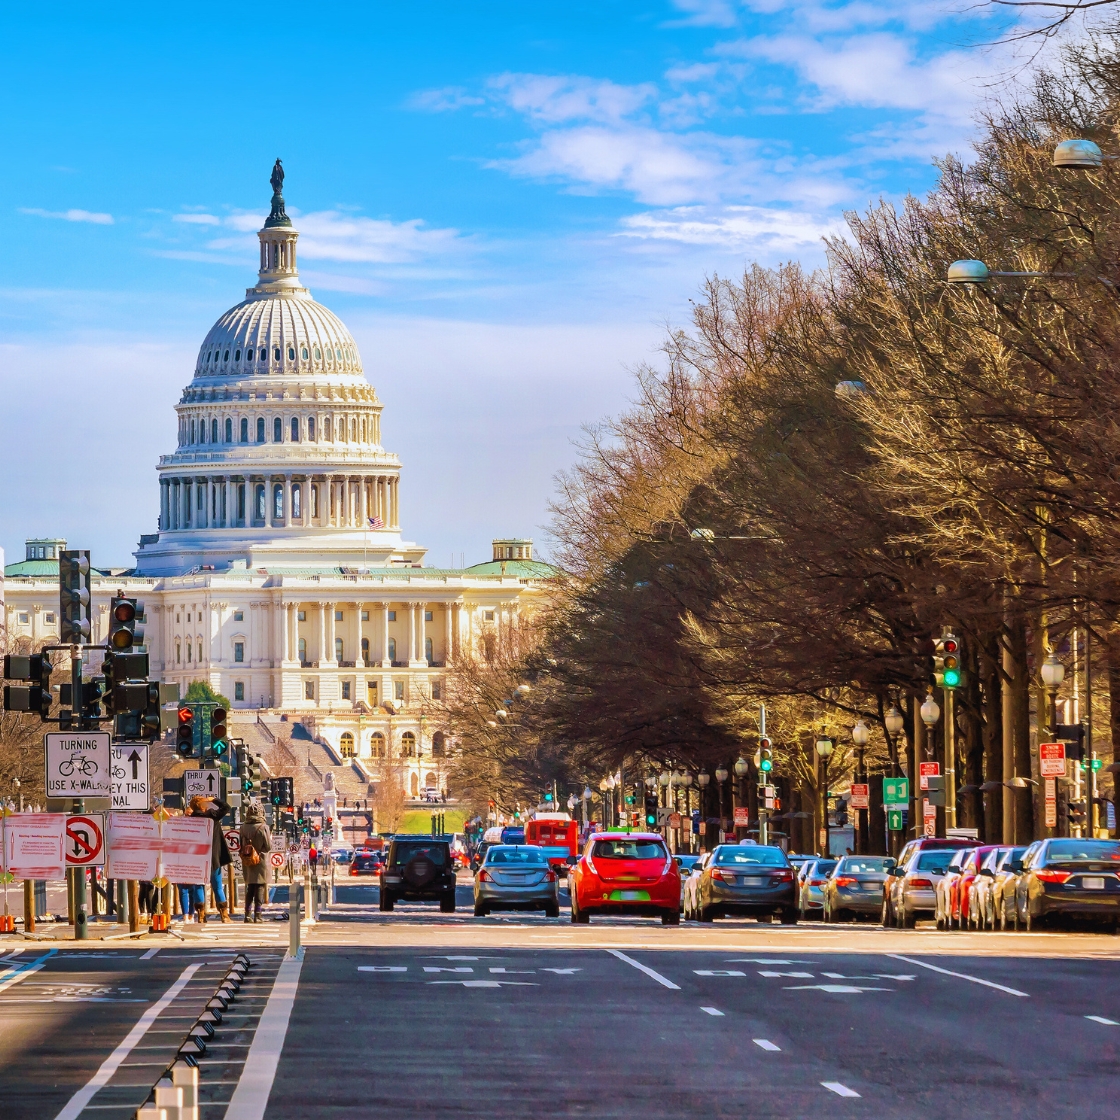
[292,483,301,519]
[273,483,283,521]
[273,346,281,361]
[425,771,437,788]
[190,419,196,444]
[237,483,246,521]
[256,417,265,443]
[273,417,282,442]
[211,419,218,443]
[351,417,357,441]
[291,417,299,442]
[410,772,420,796]
[340,732,355,758]
[301,346,309,360]
[324,417,332,441]
[310,485,319,519]
[402,732,416,758]
[254,484,266,522]
[246,348,254,361]
[432,731,446,757]
[370,732,385,759]
[388,637,397,662]
[288,346,295,361]
[197,641,203,662]
[226,418,233,443]
[334,637,344,662]
[425,637,433,663]
[186,643,192,663]
[308,416,316,441]
[361,637,369,661]
[298,637,307,664]
[175,641,181,663]
[240,418,248,443]
[361,417,367,442]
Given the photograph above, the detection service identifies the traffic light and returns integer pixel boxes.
[210,707,228,757]
[176,705,195,757]
[759,737,773,773]
[933,632,962,689]
[108,598,145,651]
[644,792,659,829]
[260,778,273,805]
[141,682,162,739]
[1068,800,1087,827]
[241,752,261,796]
[273,776,293,807]
[3,654,52,719]
[59,550,92,644]
[270,779,283,807]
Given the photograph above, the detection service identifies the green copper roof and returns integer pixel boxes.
[461,559,561,578]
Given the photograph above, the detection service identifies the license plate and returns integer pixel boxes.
[610,889,650,902]
[1083,877,1106,890]
[743,878,763,887]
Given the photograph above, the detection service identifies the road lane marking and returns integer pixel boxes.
[606,949,681,990]
[1087,1015,1119,1025]
[754,1039,781,1051]
[822,972,915,981]
[888,955,1028,997]
[785,984,892,993]
[52,963,200,1120]
[695,969,745,977]
[541,968,581,974]
[429,980,537,987]
[140,947,160,959]
[823,1082,860,1097]
[729,958,812,964]
[423,966,473,973]
[358,966,407,972]
[701,1007,724,1016]
[225,954,303,1120]
[0,949,58,995]
[759,971,813,978]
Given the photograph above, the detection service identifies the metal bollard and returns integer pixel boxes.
[153,1080,183,1120]
[288,880,302,959]
[135,1108,167,1120]
[171,1062,199,1120]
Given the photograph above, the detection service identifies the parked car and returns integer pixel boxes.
[992,845,1033,929]
[884,847,959,928]
[797,859,837,920]
[691,843,797,924]
[967,847,1020,929]
[331,846,354,865]
[935,848,977,930]
[895,836,976,869]
[569,833,681,925]
[350,849,383,876]
[682,852,711,920]
[473,844,560,917]
[822,855,895,922]
[673,854,700,910]
[378,835,458,913]
[1015,838,1120,931]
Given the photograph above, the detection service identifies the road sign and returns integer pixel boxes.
[922,800,937,837]
[65,813,105,866]
[111,743,150,810]
[224,829,241,853]
[919,762,940,791]
[849,783,869,810]
[269,851,284,868]
[887,809,903,831]
[1040,743,1066,778]
[883,777,909,806]
[183,769,221,799]
[45,731,111,798]
[733,806,750,827]
[668,812,682,829]
[1045,777,1057,827]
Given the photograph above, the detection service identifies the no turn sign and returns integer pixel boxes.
[269,852,285,868]
[65,814,105,866]
[224,829,241,853]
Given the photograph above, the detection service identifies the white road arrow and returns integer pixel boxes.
[541,968,582,975]
[428,980,539,987]
[822,972,915,981]
[758,971,814,978]
[784,984,893,993]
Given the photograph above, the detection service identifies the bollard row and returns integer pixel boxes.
[134,953,251,1120]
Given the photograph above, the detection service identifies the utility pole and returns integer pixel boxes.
[758,704,769,847]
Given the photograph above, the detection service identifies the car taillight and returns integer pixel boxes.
[350,867,357,875]
[835,877,857,887]
[478,870,493,882]
[545,870,557,882]
[585,855,598,877]
[1036,869,1072,884]
[710,868,729,882]
[772,869,793,882]
[810,878,827,886]
[909,878,934,889]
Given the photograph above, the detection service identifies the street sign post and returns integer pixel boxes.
[849,783,869,810]
[1040,743,1066,779]
[183,770,222,800]
[65,814,105,866]
[1045,777,1057,827]
[887,809,904,832]
[883,776,909,807]
[45,731,111,799]
[919,762,940,791]
[110,743,150,810]
[733,806,750,827]
[269,851,284,869]
[923,800,937,837]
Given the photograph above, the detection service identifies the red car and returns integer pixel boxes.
[950,846,1001,928]
[569,833,681,925]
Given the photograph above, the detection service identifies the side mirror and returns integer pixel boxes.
[979,868,994,878]
[1009,860,1024,873]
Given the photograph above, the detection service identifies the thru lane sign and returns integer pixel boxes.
[183,770,221,799]
[111,743,150,810]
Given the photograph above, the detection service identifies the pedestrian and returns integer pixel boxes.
[240,800,272,923]
[187,794,232,922]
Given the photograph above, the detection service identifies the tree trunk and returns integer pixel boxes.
[980,627,1003,844]
[868,765,886,855]
[1108,634,1120,839]
[1009,612,1035,842]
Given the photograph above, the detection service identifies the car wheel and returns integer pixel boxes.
[379,892,394,912]
[779,907,798,926]
[662,908,681,926]
[902,906,916,929]
[699,904,715,922]
[473,901,488,917]
[545,903,560,919]
[881,898,892,929]
[439,893,456,914]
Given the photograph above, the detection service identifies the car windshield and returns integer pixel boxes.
[1045,840,1120,862]
[915,851,955,873]
[674,855,699,870]
[592,840,667,860]
[392,842,447,865]
[997,847,1026,869]
[485,846,547,865]
[837,857,893,874]
[715,846,788,867]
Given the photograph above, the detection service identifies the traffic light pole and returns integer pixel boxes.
[70,641,88,940]
[944,688,956,831]
[758,705,769,847]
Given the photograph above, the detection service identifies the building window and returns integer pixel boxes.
[387,610,396,621]
[394,680,404,702]
[340,731,355,757]
[288,346,296,361]
[297,610,306,621]
[484,611,495,621]
[424,610,433,622]
[335,638,344,661]
[341,680,351,701]
[255,484,266,521]
[298,637,307,663]
[256,417,265,442]
[234,610,244,622]
[361,637,369,661]
[310,485,319,519]
[388,637,396,662]
[234,681,245,702]
[431,680,442,701]
[401,732,416,758]
[273,484,283,521]
[16,611,29,624]
[308,416,316,441]
[367,681,378,704]
[240,418,248,443]
[45,612,55,624]
[361,610,369,621]
[234,642,245,663]
[225,418,233,443]
[292,484,301,519]
[274,417,282,443]
[186,644,192,663]
[370,731,384,758]
[432,731,445,756]
[211,419,218,442]
[425,637,433,663]
[291,416,300,442]
[238,483,246,521]
[305,680,315,700]
[334,609,343,621]
[325,417,332,440]
[175,641,181,663]
[190,419,196,443]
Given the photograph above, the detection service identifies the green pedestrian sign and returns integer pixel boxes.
[887,809,904,831]
[883,777,909,804]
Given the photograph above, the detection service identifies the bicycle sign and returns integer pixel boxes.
[45,732,111,798]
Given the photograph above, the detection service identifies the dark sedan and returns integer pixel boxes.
[691,844,798,924]
[1016,838,1120,931]
[822,855,895,922]
[349,850,384,876]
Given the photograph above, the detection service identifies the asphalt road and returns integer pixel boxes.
[3,873,1120,1119]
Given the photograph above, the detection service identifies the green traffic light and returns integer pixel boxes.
[760,758,772,772]
[942,668,961,688]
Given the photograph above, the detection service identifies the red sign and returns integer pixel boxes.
[1040,743,1066,779]
[922,800,937,837]
[1044,777,1057,827]
[269,851,285,868]
[65,814,105,866]
[849,783,869,810]
[668,813,681,830]
[733,806,750,827]
[224,829,241,853]
[919,762,940,791]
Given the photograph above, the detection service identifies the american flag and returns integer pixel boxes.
[368,516,384,529]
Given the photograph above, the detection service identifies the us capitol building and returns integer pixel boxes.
[4,163,554,798]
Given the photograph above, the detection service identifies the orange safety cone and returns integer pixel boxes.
[0,914,15,933]
[151,912,169,932]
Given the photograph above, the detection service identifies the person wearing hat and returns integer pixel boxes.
[239,799,272,923]
[186,794,232,923]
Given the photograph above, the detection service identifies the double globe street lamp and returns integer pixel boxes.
[815,736,835,856]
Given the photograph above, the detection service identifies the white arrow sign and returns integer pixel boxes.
[183,770,221,799]
[111,743,150,810]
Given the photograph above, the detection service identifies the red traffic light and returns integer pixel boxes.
[178,705,193,724]
[943,638,958,653]
[113,601,136,624]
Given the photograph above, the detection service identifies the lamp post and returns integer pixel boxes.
[715,765,729,840]
[697,770,710,850]
[1041,653,1065,737]
[852,721,870,854]
[733,756,750,839]
[920,693,941,838]
[815,737,834,856]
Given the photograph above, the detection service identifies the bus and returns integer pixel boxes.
[525,813,579,870]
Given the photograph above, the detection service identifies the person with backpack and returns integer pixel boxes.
[240,800,272,923]
[186,795,232,922]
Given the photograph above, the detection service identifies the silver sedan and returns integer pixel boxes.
[473,844,560,917]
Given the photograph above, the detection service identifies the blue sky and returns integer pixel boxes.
[0,0,1018,569]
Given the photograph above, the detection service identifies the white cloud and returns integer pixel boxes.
[19,207,113,225]
[619,203,847,251]
[408,86,486,112]
[173,212,221,225]
[487,72,658,125]
[664,62,722,83]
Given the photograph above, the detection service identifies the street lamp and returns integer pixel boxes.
[733,756,749,777]
[920,692,941,730]
[1041,653,1066,736]
[659,771,671,788]
[815,736,834,857]
[851,722,870,855]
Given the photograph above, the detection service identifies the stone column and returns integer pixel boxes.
[327,602,338,664]
[302,478,311,527]
[382,604,391,667]
[182,479,191,527]
[360,477,369,527]
[419,603,428,665]
[444,606,453,666]
[317,603,327,666]
[223,477,231,527]
[280,601,289,663]
[283,476,292,527]
[390,478,399,528]
[407,602,417,664]
[159,481,168,530]
[356,603,366,668]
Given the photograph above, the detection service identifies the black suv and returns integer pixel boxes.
[379,835,457,912]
